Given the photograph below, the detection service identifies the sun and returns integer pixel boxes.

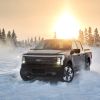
[54,12,80,39]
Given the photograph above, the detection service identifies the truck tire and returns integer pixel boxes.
[20,67,34,81]
[85,58,90,71]
[62,64,74,82]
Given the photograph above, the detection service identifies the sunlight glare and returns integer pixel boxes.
[55,12,80,39]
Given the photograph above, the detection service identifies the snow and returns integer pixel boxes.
[0,47,100,100]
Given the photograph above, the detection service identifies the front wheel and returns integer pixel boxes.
[62,64,74,82]
[20,67,34,81]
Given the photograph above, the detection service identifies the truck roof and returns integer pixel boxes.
[43,39,72,41]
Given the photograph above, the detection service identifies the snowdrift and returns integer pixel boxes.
[0,47,100,100]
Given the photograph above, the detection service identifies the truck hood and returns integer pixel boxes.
[24,50,70,55]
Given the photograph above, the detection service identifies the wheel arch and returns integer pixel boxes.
[85,54,91,65]
[67,60,72,66]
[87,57,91,65]
[63,59,73,67]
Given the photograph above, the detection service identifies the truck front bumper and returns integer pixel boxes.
[21,63,63,76]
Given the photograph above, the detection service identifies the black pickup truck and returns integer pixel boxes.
[20,39,92,82]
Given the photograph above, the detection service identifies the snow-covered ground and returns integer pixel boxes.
[0,47,100,100]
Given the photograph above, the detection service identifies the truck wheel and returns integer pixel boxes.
[85,58,90,71]
[20,67,34,81]
[62,64,74,82]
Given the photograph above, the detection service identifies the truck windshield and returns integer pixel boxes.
[34,39,72,50]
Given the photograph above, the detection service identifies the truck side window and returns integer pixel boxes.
[76,41,83,51]
[72,41,77,49]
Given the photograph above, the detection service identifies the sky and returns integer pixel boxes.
[0,0,100,40]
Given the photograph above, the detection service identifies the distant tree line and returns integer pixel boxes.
[0,28,17,46]
[20,36,44,47]
[78,27,100,46]
[1,27,100,48]
[0,28,44,47]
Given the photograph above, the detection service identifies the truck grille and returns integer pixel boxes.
[25,56,57,64]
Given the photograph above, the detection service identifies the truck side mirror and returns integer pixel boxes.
[70,49,80,54]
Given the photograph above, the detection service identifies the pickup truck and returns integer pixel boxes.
[20,39,92,82]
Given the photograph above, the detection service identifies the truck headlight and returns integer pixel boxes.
[56,55,65,66]
[57,58,61,65]
[22,56,26,64]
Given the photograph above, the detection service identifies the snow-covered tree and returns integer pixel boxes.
[87,27,94,46]
[11,30,17,46]
[34,36,37,43]
[0,29,2,42]
[1,28,6,43]
[7,31,11,40]
[84,28,88,45]
[94,28,100,45]
[78,29,84,44]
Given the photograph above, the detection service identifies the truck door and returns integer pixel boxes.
[75,41,85,70]
[71,41,81,71]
